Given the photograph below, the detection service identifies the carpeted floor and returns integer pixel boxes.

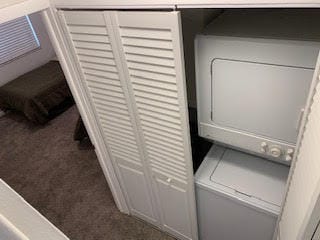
[0,106,174,240]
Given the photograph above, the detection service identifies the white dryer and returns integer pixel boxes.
[195,145,289,240]
[195,10,320,163]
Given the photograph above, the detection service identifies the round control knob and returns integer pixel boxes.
[269,146,282,158]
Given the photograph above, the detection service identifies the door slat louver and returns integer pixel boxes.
[114,11,197,240]
[123,45,175,59]
[60,10,158,226]
[65,17,141,166]
[123,25,186,175]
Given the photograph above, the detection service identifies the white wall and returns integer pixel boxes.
[181,9,222,108]
[0,179,69,239]
[0,11,56,86]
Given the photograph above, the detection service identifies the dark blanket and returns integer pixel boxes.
[0,61,72,124]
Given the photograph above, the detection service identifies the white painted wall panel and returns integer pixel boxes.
[0,179,68,240]
[0,214,29,240]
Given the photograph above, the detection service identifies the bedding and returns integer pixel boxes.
[0,60,72,124]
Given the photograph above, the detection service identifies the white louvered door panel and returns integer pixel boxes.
[110,11,198,240]
[58,11,159,226]
[278,54,320,240]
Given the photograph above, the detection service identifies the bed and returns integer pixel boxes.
[0,60,73,124]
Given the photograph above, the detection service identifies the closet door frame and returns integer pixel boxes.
[50,0,320,10]
[2,3,319,240]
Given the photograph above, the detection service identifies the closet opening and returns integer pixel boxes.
[181,8,320,240]
[181,8,320,170]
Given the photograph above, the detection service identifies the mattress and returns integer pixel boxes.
[0,61,72,124]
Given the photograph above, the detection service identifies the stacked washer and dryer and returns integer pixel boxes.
[194,10,320,240]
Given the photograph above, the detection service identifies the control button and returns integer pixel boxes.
[285,155,292,161]
[269,146,282,158]
[287,148,294,155]
[260,142,268,153]
[285,148,294,162]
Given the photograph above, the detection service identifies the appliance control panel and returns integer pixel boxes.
[260,142,294,162]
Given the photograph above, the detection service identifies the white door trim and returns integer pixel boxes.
[0,179,69,240]
[49,0,320,10]
[0,213,30,240]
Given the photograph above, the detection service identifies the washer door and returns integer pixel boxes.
[210,148,289,209]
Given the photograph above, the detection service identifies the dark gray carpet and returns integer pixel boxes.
[0,106,174,240]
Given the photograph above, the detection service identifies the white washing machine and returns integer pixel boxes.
[195,145,289,240]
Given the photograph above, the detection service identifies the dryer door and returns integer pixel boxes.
[211,58,313,144]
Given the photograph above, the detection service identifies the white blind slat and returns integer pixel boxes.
[0,15,40,65]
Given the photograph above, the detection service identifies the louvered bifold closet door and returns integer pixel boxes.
[110,11,198,240]
[278,55,320,240]
[58,11,159,226]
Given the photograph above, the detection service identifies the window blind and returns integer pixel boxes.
[0,16,40,65]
